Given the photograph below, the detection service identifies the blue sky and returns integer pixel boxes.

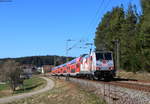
[0,0,142,58]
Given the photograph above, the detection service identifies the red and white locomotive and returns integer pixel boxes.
[51,51,116,80]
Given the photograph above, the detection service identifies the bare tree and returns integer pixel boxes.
[0,61,5,81]
[0,63,3,82]
[2,60,23,92]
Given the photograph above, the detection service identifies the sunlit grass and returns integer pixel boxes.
[0,84,9,91]
[14,77,46,94]
[0,76,46,98]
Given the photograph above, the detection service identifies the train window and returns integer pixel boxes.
[96,53,103,60]
[104,53,112,60]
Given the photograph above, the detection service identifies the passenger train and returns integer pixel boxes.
[51,51,116,80]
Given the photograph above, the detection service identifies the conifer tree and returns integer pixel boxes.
[139,0,150,72]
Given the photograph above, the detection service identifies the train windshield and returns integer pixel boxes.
[104,53,112,60]
[96,52,112,60]
[96,53,103,60]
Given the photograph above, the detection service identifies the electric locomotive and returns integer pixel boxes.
[93,51,116,79]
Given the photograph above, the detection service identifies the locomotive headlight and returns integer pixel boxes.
[109,67,114,70]
[96,67,100,70]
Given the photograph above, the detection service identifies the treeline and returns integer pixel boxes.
[0,55,74,67]
[95,0,150,72]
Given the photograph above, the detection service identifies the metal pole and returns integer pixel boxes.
[66,40,69,81]
[66,39,73,81]
[66,39,73,62]
[85,43,93,54]
[113,40,120,71]
[116,40,120,70]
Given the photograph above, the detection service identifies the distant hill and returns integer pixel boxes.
[0,55,75,67]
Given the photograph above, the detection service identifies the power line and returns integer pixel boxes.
[84,0,106,47]
[93,0,111,31]
[69,0,106,52]
[85,0,111,46]
[67,0,112,54]
[86,0,105,36]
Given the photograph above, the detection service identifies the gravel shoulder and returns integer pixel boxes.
[67,77,150,104]
[0,77,54,104]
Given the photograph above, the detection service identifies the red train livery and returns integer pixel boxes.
[51,51,116,80]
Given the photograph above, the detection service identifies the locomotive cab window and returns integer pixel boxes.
[96,53,103,60]
[104,53,112,60]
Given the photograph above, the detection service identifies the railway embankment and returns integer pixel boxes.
[56,76,150,104]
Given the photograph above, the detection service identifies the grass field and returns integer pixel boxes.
[0,76,46,98]
[14,76,46,94]
[0,83,11,98]
[0,84,9,91]
[8,77,106,104]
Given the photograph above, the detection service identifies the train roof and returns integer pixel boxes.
[66,56,82,65]
[52,55,88,69]
[80,54,88,57]
[67,58,76,64]
[51,67,56,70]
[95,50,113,53]
[59,64,66,67]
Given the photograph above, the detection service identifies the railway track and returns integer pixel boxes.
[107,81,150,92]
[98,80,150,92]
[66,76,150,92]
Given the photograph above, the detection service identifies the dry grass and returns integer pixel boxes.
[0,90,12,98]
[117,70,150,81]
[7,77,106,104]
